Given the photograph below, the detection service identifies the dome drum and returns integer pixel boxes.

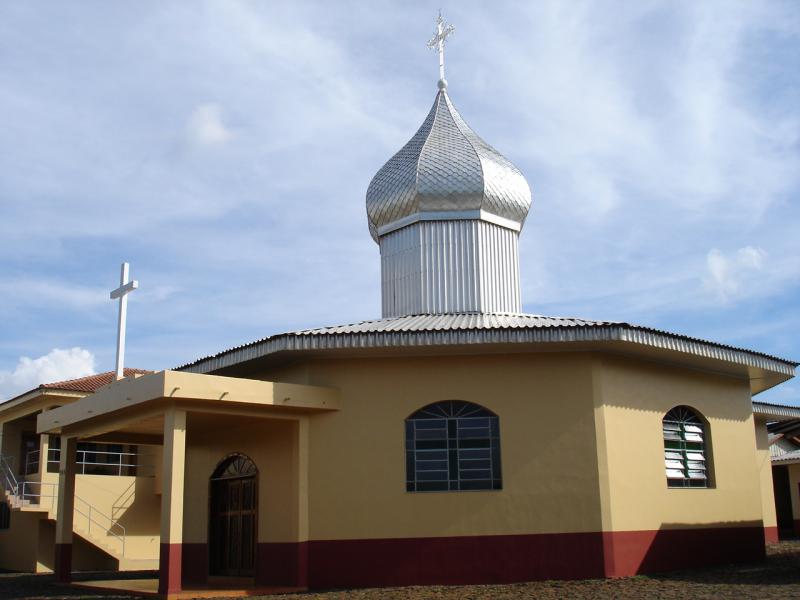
[380,219,521,317]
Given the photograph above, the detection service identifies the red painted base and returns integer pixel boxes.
[764,526,779,544]
[54,543,72,583]
[159,543,183,594]
[182,543,208,586]
[174,527,766,590]
[256,542,309,588]
[602,527,764,578]
[308,532,605,588]
[308,527,764,588]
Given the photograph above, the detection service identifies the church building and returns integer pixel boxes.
[1,17,797,598]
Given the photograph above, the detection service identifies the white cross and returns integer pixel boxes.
[426,11,455,89]
[109,262,139,380]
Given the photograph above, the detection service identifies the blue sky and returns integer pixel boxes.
[0,1,798,403]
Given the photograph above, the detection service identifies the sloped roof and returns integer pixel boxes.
[176,313,797,383]
[1,368,153,410]
[772,448,800,463]
[754,401,800,420]
[40,368,152,393]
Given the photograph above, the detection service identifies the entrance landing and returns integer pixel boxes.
[73,578,306,599]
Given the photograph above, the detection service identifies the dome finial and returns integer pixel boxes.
[426,10,455,91]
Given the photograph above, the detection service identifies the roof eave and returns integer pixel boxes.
[177,323,795,394]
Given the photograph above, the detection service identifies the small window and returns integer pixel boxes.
[662,406,709,488]
[405,400,501,492]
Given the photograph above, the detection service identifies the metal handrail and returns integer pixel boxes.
[18,481,126,556]
[46,448,140,476]
[1,454,19,497]
[73,494,126,556]
[1,456,126,556]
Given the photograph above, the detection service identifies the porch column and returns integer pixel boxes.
[38,433,49,476]
[54,436,77,583]
[159,408,186,595]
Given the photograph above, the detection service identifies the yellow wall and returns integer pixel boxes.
[754,417,777,530]
[247,351,769,540]
[0,506,116,573]
[183,417,300,544]
[260,353,603,540]
[594,355,763,531]
[35,519,118,573]
[0,509,43,571]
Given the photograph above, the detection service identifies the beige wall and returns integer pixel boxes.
[35,519,118,573]
[251,351,768,540]
[183,417,301,544]
[259,353,602,541]
[0,509,43,571]
[594,355,763,531]
[0,506,117,573]
[754,417,778,530]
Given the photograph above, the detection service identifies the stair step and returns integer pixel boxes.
[119,558,159,571]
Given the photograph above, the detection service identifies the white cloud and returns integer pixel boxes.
[185,103,233,147]
[705,246,768,302]
[0,2,797,375]
[0,348,96,400]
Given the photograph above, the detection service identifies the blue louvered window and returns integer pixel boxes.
[405,400,501,492]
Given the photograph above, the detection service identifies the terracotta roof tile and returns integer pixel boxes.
[40,368,152,393]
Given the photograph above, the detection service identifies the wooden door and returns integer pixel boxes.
[209,474,257,576]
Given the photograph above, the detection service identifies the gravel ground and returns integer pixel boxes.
[1,541,799,600]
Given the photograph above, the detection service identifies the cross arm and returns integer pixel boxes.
[110,279,139,299]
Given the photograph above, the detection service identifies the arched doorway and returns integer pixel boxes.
[209,454,258,577]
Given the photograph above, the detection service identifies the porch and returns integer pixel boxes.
[36,369,340,597]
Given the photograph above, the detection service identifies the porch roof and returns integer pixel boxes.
[36,370,340,439]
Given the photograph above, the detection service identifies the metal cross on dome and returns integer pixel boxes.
[426,10,455,89]
[109,262,139,380]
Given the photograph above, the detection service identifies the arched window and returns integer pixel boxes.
[211,453,258,480]
[405,400,501,492]
[663,406,709,488]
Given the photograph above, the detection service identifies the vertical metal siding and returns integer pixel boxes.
[379,220,521,317]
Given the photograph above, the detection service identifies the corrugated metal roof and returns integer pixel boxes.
[753,401,800,420]
[773,448,800,463]
[293,313,606,334]
[176,312,797,378]
[769,436,799,458]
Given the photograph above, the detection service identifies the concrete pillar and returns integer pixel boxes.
[159,408,186,595]
[37,433,49,477]
[54,436,77,583]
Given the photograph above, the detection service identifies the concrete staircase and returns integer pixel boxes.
[1,455,158,571]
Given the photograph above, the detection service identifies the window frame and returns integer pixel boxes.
[405,400,502,493]
[662,406,711,489]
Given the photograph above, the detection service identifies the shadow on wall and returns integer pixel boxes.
[112,471,161,538]
[599,355,753,423]
[603,520,766,578]
[37,520,118,573]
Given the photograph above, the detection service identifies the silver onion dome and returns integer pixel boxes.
[365,89,532,242]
